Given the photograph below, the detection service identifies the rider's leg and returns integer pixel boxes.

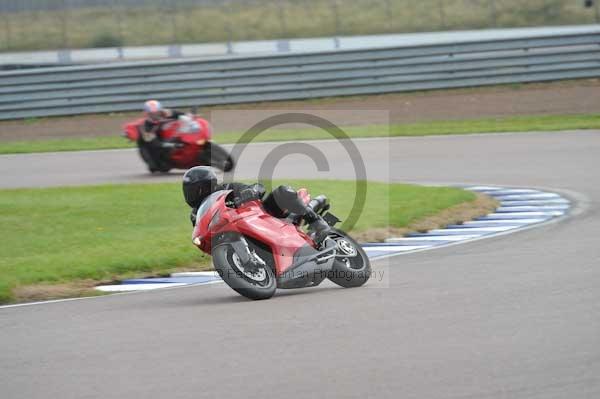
[137,139,161,171]
[268,185,331,244]
[149,138,171,162]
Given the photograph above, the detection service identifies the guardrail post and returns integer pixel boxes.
[57,49,71,63]
[223,0,234,54]
[168,44,182,58]
[276,40,290,52]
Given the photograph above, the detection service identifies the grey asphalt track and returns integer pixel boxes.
[1,131,599,399]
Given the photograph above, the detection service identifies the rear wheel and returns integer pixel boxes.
[200,142,234,172]
[327,229,371,288]
[212,237,276,300]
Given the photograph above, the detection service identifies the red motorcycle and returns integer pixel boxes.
[192,188,371,300]
[123,114,234,173]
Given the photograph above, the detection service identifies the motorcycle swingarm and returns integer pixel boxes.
[276,241,337,289]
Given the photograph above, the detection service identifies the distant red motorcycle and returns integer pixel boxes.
[123,114,234,173]
[191,188,371,300]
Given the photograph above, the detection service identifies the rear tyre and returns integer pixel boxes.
[212,237,276,300]
[327,229,371,288]
[200,142,234,172]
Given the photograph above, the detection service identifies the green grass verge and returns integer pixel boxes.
[0,180,474,303]
[2,113,599,155]
[0,136,135,154]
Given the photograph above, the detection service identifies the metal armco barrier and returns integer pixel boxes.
[1,30,599,120]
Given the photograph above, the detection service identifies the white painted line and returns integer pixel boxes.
[487,189,543,196]
[387,234,483,242]
[486,211,564,218]
[461,218,549,225]
[497,205,569,212]
[500,199,570,205]
[428,226,518,233]
[466,186,503,191]
[0,295,118,309]
[171,271,220,278]
[492,189,540,194]
[496,193,561,200]
[364,245,430,252]
[95,283,188,292]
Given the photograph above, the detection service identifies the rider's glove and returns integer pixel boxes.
[249,183,266,200]
[234,187,262,207]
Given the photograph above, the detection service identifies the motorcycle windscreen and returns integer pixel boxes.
[195,190,228,221]
[192,190,230,240]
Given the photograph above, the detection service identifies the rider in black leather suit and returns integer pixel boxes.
[183,167,331,244]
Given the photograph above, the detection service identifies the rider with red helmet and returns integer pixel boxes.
[139,100,185,171]
[142,100,184,141]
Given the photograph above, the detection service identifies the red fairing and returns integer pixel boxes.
[123,118,145,141]
[159,117,212,143]
[192,191,314,276]
[123,116,213,170]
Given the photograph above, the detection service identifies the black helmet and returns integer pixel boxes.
[182,166,218,208]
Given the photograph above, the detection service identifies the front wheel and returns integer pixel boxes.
[327,229,371,288]
[212,237,276,300]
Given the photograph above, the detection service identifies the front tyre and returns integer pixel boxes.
[212,240,276,300]
[327,229,371,288]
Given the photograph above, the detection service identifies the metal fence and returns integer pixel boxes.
[1,29,599,120]
[1,0,600,52]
